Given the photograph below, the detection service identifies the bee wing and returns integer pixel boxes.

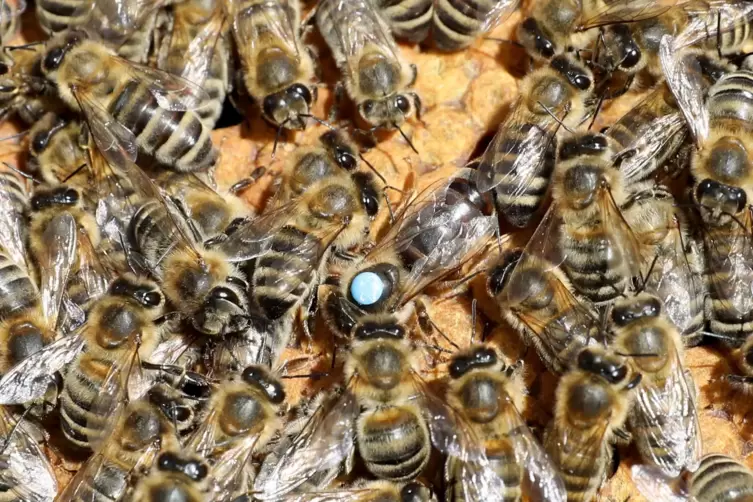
[671,0,753,50]
[253,388,359,499]
[162,7,226,89]
[208,433,260,501]
[186,407,220,457]
[81,0,169,45]
[614,112,688,184]
[73,225,113,304]
[659,36,709,147]
[273,488,383,502]
[576,0,680,30]
[630,464,688,502]
[0,408,57,502]
[230,0,301,60]
[0,0,26,19]
[38,212,77,329]
[630,349,701,477]
[474,97,558,198]
[322,0,402,78]
[0,334,84,405]
[119,57,211,111]
[412,377,506,502]
[480,0,521,33]
[0,174,29,272]
[495,404,567,502]
[595,184,646,281]
[547,420,610,501]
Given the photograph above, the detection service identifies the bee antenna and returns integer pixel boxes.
[0,130,28,143]
[536,102,575,134]
[299,114,335,131]
[62,162,89,183]
[271,119,291,159]
[423,314,460,351]
[393,122,419,154]
[470,298,478,346]
[615,351,659,358]
[2,162,40,184]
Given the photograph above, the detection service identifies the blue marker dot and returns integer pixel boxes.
[350,272,384,306]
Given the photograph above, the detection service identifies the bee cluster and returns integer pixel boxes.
[1,0,753,500]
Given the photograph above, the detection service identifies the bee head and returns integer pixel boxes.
[320,130,358,171]
[517,17,556,60]
[401,482,435,502]
[41,29,87,74]
[694,178,747,218]
[110,276,165,310]
[449,345,498,379]
[487,249,523,298]
[612,294,662,326]
[347,263,400,312]
[577,348,637,387]
[351,171,380,218]
[358,92,418,129]
[156,451,208,481]
[30,185,80,212]
[193,276,250,336]
[262,83,315,130]
[242,365,286,405]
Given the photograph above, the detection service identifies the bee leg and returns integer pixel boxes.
[612,426,632,446]
[229,166,267,194]
[299,288,319,353]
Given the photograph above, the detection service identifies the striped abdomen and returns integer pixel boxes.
[691,454,753,502]
[0,252,36,320]
[108,80,217,172]
[0,0,19,42]
[448,435,523,501]
[484,123,556,228]
[562,229,627,304]
[704,224,753,346]
[35,0,89,34]
[699,12,753,57]
[433,0,501,51]
[71,457,133,501]
[59,354,113,449]
[546,426,608,502]
[250,226,319,321]
[129,200,187,272]
[358,405,430,480]
[707,70,753,134]
[375,0,432,43]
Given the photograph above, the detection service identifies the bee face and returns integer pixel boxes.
[694,178,748,217]
[41,29,88,74]
[262,83,315,129]
[577,348,635,387]
[400,482,435,502]
[517,17,557,59]
[242,365,286,404]
[611,295,662,326]
[358,93,415,128]
[193,278,249,336]
[109,276,165,310]
[156,452,208,482]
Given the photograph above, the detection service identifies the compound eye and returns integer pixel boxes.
[695,178,716,202]
[141,291,162,307]
[622,47,641,68]
[395,95,411,114]
[574,73,591,90]
[63,188,79,204]
[0,62,8,75]
[336,148,356,170]
[157,453,180,472]
[731,186,748,213]
[362,99,376,115]
[43,47,65,72]
[31,131,49,153]
[288,83,312,104]
[227,276,248,290]
[211,287,240,305]
[262,94,285,122]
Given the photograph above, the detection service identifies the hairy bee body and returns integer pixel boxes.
[35,0,89,34]
[516,0,598,61]
[478,55,593,228]
[26,113,87,187]
[431,0,513,51]
[232,0,316,129]
[0,46,59,125]
[59,276,164,449]
[316,0,420,129]
[687,454,753,502]
[374,0,432,42]
[545,349,640,501]
[160,0,230,128]
[125,448,210,502]
[41,34,217,172]
[691,69,753,346]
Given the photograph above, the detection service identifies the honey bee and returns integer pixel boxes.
[474,54,594,228]
[316,0,421,130]
[35,0,88,35]
[321,169,496,342]
[610,293,701,477]
[516,0,681,62]
[375,0,519,51]
[0,45,60,126]
[144,362,213,437]
[253,327,504,500]
[185,365,285,499]
[486,248,602,375]
[663,55,753,346]
[158,0,231,129]
[0,406,57,501]
[544,347,641,502]
[40,29,218,173]
[0,273,166,450]
[125,445,212,502]
[57,399,173,501]
[445,344,567,502]
[633,453,753,502]
[229,0,317,130]
[213,130,381,364]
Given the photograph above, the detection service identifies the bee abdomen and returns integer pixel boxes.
[129,200,183,269]
[60,362,109,449]
[252,226,319,320]
[692,454,753,502]
[358,406,430,480]
[708,70,753,131]
[74,460,130,502]
[432,0,497,51]
[0,256,37,318]
[35,0,88,34]
[109,81,216,172]
[488,440,523,502]
[375,0,433,43]
[563,235,626,303]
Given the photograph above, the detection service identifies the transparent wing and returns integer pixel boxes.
[81,0,170,45]
[231,0,300,59]
[631,464,688,502]
[0,0,26,19]
[481,0,521,32]
[0,334,84,405]
[0,408,57,502]
[614,113,687,184]
[496,402,566,501]
[272,490,370,502]
[321,0,401,79]
[163,6,226,88]
[186,407,220,457]
[209,434,260,501]
[475,98,558,197]
[671,0,753,50]
[121,58,211,111]
[659,36,709,146]
[253,388,358,499]
[72,225,113,306]
[38,212,77,329]
[594,182,646,281]
[577,0,680,30]
[629,347,701,477]
[0,173,29,271]
[412,373,506,502]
